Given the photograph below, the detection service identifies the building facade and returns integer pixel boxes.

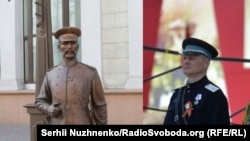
[0,0,142,125]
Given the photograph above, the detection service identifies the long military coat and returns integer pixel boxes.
[35,62,107,125]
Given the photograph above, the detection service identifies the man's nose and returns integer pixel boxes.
[66,44,72,48]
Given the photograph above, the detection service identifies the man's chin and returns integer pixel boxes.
[183,71,190,75]
[64,55,75,59]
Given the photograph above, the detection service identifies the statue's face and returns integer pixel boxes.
[58,34,79,60]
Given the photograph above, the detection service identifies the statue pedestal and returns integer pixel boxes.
[23,103,47,141]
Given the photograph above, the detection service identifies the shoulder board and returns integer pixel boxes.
[205,83,219,93]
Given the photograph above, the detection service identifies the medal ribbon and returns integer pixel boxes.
[181,100,193,118]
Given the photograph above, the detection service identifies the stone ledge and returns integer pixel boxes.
[0,90,34,95]
[0,89,142,95]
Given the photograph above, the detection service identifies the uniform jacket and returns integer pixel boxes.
[35,62,107,125]
[163,76,230,125]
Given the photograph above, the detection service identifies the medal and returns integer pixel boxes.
[194,94,202,105]
[195,94,202,100]
[194,100,199,105]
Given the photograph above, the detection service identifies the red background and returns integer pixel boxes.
[143,0,250,124]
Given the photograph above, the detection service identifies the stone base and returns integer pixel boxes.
[23,103,47,141]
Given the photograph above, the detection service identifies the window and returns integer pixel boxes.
[23,0,81,84]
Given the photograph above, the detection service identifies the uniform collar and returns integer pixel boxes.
[186,75,208,90]
[61,59,78,67]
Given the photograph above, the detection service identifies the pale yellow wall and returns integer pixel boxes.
[0,90,34,125]
[105,90,143,124]
[0,90,142,125]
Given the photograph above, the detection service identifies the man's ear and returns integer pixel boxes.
[204,59,210,69]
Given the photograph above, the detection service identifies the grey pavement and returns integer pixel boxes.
[0,125,30,141]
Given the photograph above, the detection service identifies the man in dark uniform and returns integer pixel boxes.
[163,38,230,125]
[35,27,107,125]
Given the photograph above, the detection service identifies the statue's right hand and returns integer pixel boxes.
[47,102,61,118]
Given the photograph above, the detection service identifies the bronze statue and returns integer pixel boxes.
[35,27,107,125]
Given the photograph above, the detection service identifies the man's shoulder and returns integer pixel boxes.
[171,87,184,95]
[174,86,185,91]
[77,62,97,71]
[46,65,59,72]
